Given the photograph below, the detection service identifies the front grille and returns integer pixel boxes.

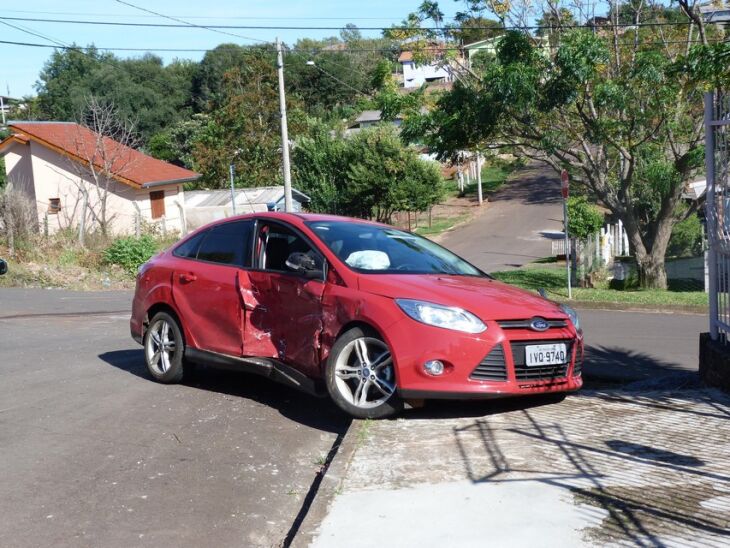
[511,340,573,381]
[470,343,507,381]
[497,319,568,330]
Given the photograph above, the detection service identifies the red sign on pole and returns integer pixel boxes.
[560,169,569,199]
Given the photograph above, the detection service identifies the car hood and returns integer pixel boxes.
[357,274,566,321]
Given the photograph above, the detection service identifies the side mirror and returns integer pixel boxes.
[0,259,7,276]
[285,252,323,279]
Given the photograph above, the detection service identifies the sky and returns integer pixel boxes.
[1,0,474,98]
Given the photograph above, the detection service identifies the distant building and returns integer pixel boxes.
[398,50,454,88]
[0,121,199,234]
[184,186,311,229]
[348,110,403,132]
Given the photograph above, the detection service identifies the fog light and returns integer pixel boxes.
[424,360,445,376]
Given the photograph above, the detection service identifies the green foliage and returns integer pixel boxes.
[667,214,703,258]
[35,48,194,143]
[103,235,158,275]
[567,197,604,239]
[0,158,5,189]
[293,125,444,223]
[192,51,297,188]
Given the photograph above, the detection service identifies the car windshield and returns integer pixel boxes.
[306,220,485,276]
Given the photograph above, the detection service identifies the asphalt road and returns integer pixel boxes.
[0,289,349,548]
[0,288,705,547]
[440,163,565,273]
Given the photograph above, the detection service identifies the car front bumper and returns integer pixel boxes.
[386,317,584,400]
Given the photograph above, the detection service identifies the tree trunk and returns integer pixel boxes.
[636,252,668,289]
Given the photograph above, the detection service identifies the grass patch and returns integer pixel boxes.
[0,228,180,290]
[413,214,470,237]
[492,267,708,308]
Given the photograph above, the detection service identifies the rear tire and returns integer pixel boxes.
[325,327,404,419]
[144,311,185,384]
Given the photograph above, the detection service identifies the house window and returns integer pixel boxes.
[48,198,61,214]
[150,190,165,219]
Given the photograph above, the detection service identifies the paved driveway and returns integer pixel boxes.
[439,163,565,273]
[0,289,348,548]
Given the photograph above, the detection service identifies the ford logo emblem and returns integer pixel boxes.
[530,317,550,332]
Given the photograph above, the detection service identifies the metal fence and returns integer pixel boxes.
[706,91,730,341]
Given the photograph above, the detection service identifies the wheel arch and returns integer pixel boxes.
[145,302,187,345]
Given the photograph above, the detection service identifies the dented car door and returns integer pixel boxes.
[240,221,326,377]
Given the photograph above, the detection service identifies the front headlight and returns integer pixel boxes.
[396,299,487,334]
[560,304,581,332]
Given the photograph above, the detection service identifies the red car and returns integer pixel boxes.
[131,213,583,418]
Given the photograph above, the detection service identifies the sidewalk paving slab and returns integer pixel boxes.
[308,388,730,547]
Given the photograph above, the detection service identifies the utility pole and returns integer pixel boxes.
[229,163,237,216]
[0,95,6,126]
[476,151,484,205]
[561,169,572,299]
[276,37,294,213]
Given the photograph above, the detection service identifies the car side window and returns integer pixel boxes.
[173,230,207,259]
[196,220,253,267]
[256,223,322,273]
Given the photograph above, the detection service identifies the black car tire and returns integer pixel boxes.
[144,311,186,384]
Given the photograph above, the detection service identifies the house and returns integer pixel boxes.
[0,121,200,235]
[464,36,550,68]
[398,50,454,88]
[184,186,310,229]
[347,110,404,134]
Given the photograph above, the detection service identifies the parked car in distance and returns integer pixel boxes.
[131,213,583,419]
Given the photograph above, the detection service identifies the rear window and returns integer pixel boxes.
[173,231,206,259]
[184,220,253,267]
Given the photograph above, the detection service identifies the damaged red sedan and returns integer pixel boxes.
[131,213,583,418]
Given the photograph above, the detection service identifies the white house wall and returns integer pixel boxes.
[10,141,183,235]
[401,61,452,88]
[3,141,37,206]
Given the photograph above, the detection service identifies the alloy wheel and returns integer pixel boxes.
[333,337,395,409]
[145,318,178,375]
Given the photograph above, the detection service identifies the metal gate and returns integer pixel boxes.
[705,91,730,341]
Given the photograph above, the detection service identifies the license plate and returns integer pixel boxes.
[525,343,567,367]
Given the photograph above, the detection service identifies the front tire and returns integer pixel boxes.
[325,327,403,419]
[144,311,185,384]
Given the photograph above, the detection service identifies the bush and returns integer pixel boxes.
[667,214,703,258]
[0,188,37,254]
[103,235,158,275]
[567,196,604,239]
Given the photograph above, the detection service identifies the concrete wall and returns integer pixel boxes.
[4,140,183,235]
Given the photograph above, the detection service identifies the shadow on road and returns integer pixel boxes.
[583,345,693,387]
[99,349,350,435]
[490,171,562,205]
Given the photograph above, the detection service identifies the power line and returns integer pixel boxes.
[111,0,267,44]
[0,19,69,48]
[1,9,418,22]
[0,14,699,31]
[0,37,723,54]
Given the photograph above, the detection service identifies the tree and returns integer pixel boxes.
[293,125,444,222]
[448,14,504,45]
[192,52,299,189]
[567,197,604,239]
[36,48,194,143]
[411,6,716,288]
[69,96,140,240]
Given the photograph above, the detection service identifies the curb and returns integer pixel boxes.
[566,300,707,315]
[291,419,363,548]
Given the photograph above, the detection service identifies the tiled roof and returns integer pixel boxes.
[3,121,200,188]
[398,51,414,62]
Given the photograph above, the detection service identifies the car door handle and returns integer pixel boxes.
[179,273,197,284]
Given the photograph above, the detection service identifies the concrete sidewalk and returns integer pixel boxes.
[302,386,730,547]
